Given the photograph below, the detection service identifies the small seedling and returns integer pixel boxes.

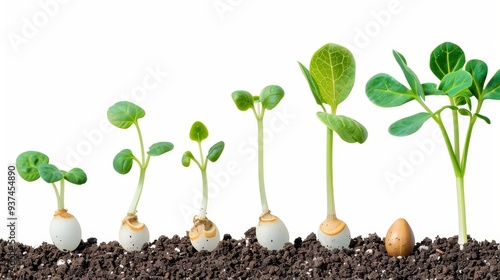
[16,151,87,252]
[231,85,289,250]
[299,43,368,249]
[182,121,225,252]
[107,101,174,252]
[365,42,500,244]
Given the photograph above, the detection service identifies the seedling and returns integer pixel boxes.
[16,151,87,252]
[107,101,174,251]
[299,43,368,249]
[365,42,500,244]
[182,121,225,252]
[231,85,290,250]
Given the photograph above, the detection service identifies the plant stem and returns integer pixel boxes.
[128,167,146,215]
[198,141,208,218]
[257,116,269,214]
[135,122,146,164]
[52,182,63,210]
[456,176,467,244]
[59,179,65,209]
[326,127,336,218]
[460,98,483,174]
[449,98,460,160]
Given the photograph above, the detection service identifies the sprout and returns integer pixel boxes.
[16,151,87,252]
[107,101,174,251]
[182,121,224,252]
[231,85,289,250]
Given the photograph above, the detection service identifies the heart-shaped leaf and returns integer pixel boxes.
[465,59,488,98]
[365,73,416,107]
[113,149,135,174]
[317,112,367,144]
[438,70,473,97]
[483,69,500,100]
[231,90,254,111]
[147,142,174,156]
[389,112,432,136]
[38,164,63,183]
[207,141,225,162]
[107,101,145,129]
[393,50,425,100]
[16,151,49,182]
[430,42,466,80]
[310,43,355,108]
[260,85,284,110]
[64,168,87,185]
[423,83,446,96]
[190,121,209,143]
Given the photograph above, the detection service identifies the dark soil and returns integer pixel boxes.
[1,228,499,279]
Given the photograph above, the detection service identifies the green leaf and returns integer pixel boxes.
[423,83,445,96]
[16,151,49,182]
[147,142,174,156]
[298,61,324,106]
[434,105,459,116]
[207,141,225,162]
[38,164,63,183]
[465,59,488,98]
[483,69,500,100]
[189,121,209,143]
[429,42,466,80]
[454,95,472,110]
[231,90,254,111]
[475,113,491,124]
[260,85,284,110]
[389,112,432,136]
[107,101,145,129]
[458,108,472,117]
[310,43,356,108]
[365,73,416,107]
[316,112,368,144]
[393,50,425,100]
[113,149,135,174]
[64,168,87,185]
[182,151,194,167]
[438,70,473,97]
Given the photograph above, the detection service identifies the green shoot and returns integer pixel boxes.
[182,121,225,219]
[231,85,284,215]
[365,42,500,244]
[107,101,174,216]
[16,151,87,210]
[299,43,368,220]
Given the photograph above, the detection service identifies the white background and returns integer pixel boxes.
[2,0,500,247]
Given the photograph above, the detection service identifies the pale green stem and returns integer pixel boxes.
[326,127,336,219]
[198,141,208,219]
[460,98,483,174]
[59,179,65,209]
[52,182,63,210]
[449,97,460,160]
[257,115,269,214]
[456,176,467,244]
[135,122,146,164]
[128,167,147,215]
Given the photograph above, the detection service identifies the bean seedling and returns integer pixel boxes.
[365,42,500,244]
[16,151,87,252]
[231,85,290,250]
[182,121,225,252]
[299,43,368,249]
[107,101,174,251]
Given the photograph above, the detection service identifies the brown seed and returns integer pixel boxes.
[436,248,444,254]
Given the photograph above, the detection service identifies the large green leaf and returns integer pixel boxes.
[393,50,425,100]
[16,151,49,182]
[298,61,323,106]
[389,112,432,136]
[429,42,466,80]
[231,90,254,111]
[316,112,367,144]
[190,121,209,143]
[438,70,473,97]
[107,101,145,129]
[207,141,225,162]
[465,59,488,98]
[483,69,500,100]
[113,149,135,174]
[310,43,355,108]
[260,85,284,110]
[38,164,63,183]
[147,142,174,156]
[365,73,416,107]
[64,168,87,185]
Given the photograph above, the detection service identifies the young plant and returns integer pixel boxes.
[107,101,174,252]
[182,121,225,252]
[365,42,500,244]
[16,151,87,252]
[298,43,368,249]
[231,85,290,250]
